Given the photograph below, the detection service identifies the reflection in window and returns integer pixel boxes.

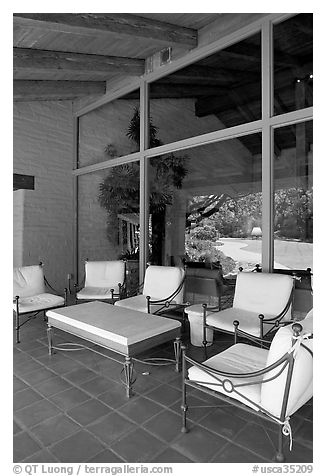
[274,14,313,115]
[273,121,313,270]
[149,33,261,147]
[149,133,262,276]
[78,90,140,168]
[78,163,140,289]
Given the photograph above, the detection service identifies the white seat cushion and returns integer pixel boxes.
[188,343,268,410]
[115,294,176,314]
[13,265,45,298]
[13,293,64,313]
[77,285,121,300]
[207,308,279,337]
[143,266,185,304]
[233,272,293,318]
[85,260,125,288]
[261,321,313,418]
[187,306,277,337]
[186,272,293,337]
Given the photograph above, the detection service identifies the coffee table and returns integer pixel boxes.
[46,301,182,397]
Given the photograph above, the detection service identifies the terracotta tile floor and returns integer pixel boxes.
[13,314,313,463]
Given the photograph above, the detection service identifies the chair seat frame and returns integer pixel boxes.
[181,323,313,462]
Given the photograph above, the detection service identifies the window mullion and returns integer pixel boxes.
[139,81,149,280]
[261,19,274,272]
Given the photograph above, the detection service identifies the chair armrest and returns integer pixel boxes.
[145,272,186,313]
[146,296,179,314]
[259,283,294,324]
[233,320,273,348]
[73,282,83,294]
[44,275,67,300]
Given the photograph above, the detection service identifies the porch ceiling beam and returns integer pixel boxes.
[148,83,231,98]
[160,64,259,85]
[195,66,312,118]
[275,14,312,39]
[290,17,313,36]
[13,47,145,77]
[13,80,106,101]
[227,89,282,156]
[13,13,197,47]
[220,42,300,68]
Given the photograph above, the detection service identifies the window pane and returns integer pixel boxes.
[148,133,262,276]
[273,14,313,115]
[149,33,261,147]
[78,163,140,290]
[78,90,140,168]
[273,121,313,270]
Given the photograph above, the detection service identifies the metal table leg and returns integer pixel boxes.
[174,336,182,372]
[47,325,53,356]
[124,356,134,398]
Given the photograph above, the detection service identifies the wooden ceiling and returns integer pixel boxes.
[13,13,313,156]
[13,13,221,101]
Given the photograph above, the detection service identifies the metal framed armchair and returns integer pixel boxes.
[13,262,67,343]
[115,264,186,316]
[74,259,126,303]
[181,311,313,462]
[187,272,294,351]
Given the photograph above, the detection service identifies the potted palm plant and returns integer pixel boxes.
[98,107,189,265]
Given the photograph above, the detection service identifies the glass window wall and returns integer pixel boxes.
[78,90,140,168]
[148,133,262,276]
[149,33,261,147]
[273,14,313,116]
[78,163,140,290]
[273,121,313,271]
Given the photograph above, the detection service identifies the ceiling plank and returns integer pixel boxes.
[14,47,145,77]
[13,13,197,47]
[14,80,106,101]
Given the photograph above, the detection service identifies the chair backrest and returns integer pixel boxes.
[233,272,293,317]
[143,265,185,304]
[85,260,125,288]
[261,311,313,418]
[13,264,45,298]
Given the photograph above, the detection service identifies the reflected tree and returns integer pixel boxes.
[98,107,189,264]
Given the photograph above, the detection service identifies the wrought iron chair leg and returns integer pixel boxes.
[174,337,182,372]
[181,345,188,433]
[74,284,78,304]
[275,425,285,462]
[181,308,187,334]
[15,313,20,344]
[202,304,208,359]
[15,296,20,344]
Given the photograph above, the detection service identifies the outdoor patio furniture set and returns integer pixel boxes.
[13,260,313,462]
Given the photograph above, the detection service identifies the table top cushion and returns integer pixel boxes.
[46,301,180,347]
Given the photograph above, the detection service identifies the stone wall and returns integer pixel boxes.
[13,101,74,290]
